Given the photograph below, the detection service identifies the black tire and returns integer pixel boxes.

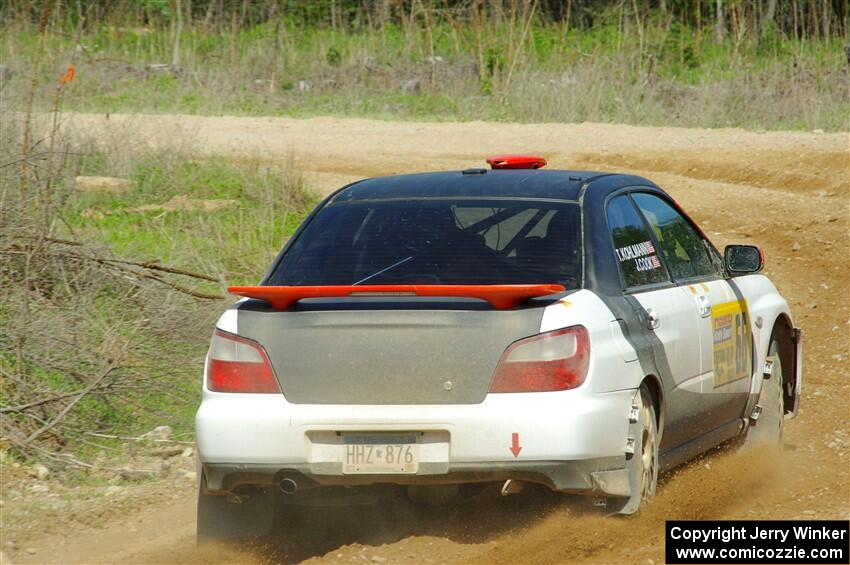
[742,338,784,449]
[613,383,659,515]
[196,475,274,546]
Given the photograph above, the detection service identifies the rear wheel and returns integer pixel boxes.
[196,475,274,545]
[613,383,659,515]
[742,338,784,449]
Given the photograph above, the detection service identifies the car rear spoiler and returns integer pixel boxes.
[227,284,566,310]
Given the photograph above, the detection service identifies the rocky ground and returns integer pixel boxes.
[1,115,847,564]
[1,426,197,564]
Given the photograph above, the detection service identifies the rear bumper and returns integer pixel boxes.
[195,388,635,495]
[202,456,627,496]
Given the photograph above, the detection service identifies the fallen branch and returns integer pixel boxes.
[58,251,223,297]
[1,151,85,170]
[39,450,159,476]
[11,234,83,246]
[84,431,194,445]
[0,247,225,300]
[5,241,219,282]
[108,258,219,282]
[148,446,185,458]
[137,269,224,300]
[23,358,119,444]
[0,383,118,414]
[0,416,37,456]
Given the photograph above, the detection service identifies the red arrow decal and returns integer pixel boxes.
[510,432,522,458]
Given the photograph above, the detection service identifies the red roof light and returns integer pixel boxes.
[486,155,547,170]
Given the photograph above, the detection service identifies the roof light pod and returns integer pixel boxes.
[486,155,547,170]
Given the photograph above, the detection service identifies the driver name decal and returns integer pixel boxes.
[616,240,661,272]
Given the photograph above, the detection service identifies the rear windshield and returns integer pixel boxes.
[268,199,582,287]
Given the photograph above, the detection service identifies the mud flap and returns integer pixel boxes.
[607,427,643,513]
[607,388,652,515]
[786,327,803,419]
[197,476,274,544]
[590,469,631,498]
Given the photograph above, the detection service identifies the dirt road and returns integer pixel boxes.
[8,115,849,564]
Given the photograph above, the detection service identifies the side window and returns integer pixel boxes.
[606,195,670,288]
[631,193,717,281]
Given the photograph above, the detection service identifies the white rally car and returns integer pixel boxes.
[195,155,801,540]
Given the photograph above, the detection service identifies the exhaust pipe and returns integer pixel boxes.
[278,477,298,495]
[501,479,524,496]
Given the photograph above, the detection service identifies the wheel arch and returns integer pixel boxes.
[641,374,665,440]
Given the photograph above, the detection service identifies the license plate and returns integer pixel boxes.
[342,433,419,474]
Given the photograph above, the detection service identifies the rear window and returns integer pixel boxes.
[269,199,582,287]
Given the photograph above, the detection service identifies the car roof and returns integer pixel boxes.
[327,169,648,203]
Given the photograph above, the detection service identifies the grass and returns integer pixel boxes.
[68,154,315,287]
[1,17,847,131]
[65,151,316,430]
[0,125,317,462]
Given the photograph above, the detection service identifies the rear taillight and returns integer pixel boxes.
[206,329,280,393]
[489,325,590,393]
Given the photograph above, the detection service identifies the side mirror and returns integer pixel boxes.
[724,245,764,275]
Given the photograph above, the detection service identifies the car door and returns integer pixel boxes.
[630,193,751,434]
[605,195,709,450]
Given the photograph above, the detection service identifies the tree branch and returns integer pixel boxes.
[22,359,119,445]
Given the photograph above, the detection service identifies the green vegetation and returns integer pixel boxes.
[1,123,316,462]
[1,1,847,130]
[68,154,314,287]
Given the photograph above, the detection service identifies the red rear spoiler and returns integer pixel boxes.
[227,284,565,310]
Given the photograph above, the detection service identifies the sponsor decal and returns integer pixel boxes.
[616,240,662,272]
[711,300,752,387]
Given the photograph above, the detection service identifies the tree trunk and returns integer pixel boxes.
[230,1,238,66]
[792,0,799,41]
[632,0,645,59]
[202,0,215,32]
[822,0,830,40]
[171,0,182,68]
[811,0,819,40]
[695,0,702,55]
[715,0,725,42]
[763,0,777,34]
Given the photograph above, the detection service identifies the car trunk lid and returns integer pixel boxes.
[234,298,553,405]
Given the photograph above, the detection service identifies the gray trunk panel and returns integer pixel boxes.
[236,301,546,404]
